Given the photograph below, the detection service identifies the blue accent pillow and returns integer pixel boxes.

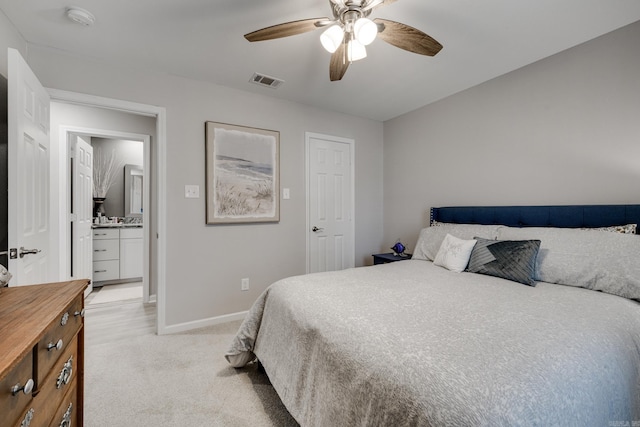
[466,238,541,286]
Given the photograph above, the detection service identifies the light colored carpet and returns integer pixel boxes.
[88,282,143,305]
[84,318,299,426]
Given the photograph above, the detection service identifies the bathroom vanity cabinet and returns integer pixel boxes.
[92,226,143,285]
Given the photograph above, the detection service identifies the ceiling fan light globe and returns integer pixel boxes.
[354,18,377,45]
[347,40,367,61]
[320,25,344,53]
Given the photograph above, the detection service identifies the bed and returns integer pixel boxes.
[226,204,640,426]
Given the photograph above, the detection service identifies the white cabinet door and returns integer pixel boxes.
[120,235,143,279]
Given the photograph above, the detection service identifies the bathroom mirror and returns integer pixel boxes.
[124,164,143,217]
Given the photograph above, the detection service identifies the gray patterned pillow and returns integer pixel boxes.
[466,238,541,286]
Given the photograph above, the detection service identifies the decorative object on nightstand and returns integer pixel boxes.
[391,241,407,257]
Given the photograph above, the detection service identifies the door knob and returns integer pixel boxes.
[19,247,41,258]
[312,226,324,232]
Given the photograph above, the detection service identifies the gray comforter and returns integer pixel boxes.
[226,260,640,426]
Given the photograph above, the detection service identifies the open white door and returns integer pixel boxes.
[70,134,93,295]
[7,48,52,286]
[306,132,355,273]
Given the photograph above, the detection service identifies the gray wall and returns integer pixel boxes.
[24,44,384,328]
[0,9,26,78]
[383,21,640,252]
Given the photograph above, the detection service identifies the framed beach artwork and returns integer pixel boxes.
[205,121,280,224]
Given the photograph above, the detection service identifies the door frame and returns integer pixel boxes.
[305,132,355,274]
[48,88,168,335]
[60,126,151,301]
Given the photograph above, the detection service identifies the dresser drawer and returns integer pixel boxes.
[93,260,119,282]
[23,335,78,427]
[93,228,119,240]
[49,381,78,427]
[93,239,119,261]
[0,351,33,426]
[35,296,83,387]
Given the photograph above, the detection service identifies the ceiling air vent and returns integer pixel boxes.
[250,73,284,89]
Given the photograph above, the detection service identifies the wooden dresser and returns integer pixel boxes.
[0,279,88,427]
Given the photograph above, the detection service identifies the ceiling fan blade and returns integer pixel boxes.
[329,42,349,81]
[374,18,442,56]
[245,18,331,42]
[363,0,399,12]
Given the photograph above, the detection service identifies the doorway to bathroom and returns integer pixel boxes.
[52,101,155,306]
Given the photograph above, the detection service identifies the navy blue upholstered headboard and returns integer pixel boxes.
[430,205,640,235]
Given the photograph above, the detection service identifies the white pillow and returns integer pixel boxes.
[433,234,477,273]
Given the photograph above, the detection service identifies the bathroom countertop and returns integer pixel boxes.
[92,223,143,228]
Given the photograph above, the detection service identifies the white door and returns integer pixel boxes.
[306,132,354,273]
[7,48,52,285]
[70,135,93,294]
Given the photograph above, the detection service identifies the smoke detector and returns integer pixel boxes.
[66,7,95,26]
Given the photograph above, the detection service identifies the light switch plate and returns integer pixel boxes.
[283,188,290,200]
[185,185,200,198]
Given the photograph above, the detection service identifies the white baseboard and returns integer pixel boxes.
[159,310,248,335]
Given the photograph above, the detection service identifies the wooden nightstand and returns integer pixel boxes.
[372,253,413,265]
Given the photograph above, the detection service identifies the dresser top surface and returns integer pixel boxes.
[0,280,88,377]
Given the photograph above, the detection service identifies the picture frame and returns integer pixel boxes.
[205,121,280,224]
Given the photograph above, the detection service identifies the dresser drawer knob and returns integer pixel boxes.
[56,356,74,389]
[11,378,34,396]
[59,402,73,427]
[47,338,63,351]
[74,308,85,318]
[20,408,34,427]
[60,312,69,326]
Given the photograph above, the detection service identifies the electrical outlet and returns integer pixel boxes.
[241,278,249,291]
[185,185,200,198]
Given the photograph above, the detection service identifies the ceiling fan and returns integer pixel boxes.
[244,0,443,81]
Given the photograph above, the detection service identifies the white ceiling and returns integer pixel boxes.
[2,0,640,121]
